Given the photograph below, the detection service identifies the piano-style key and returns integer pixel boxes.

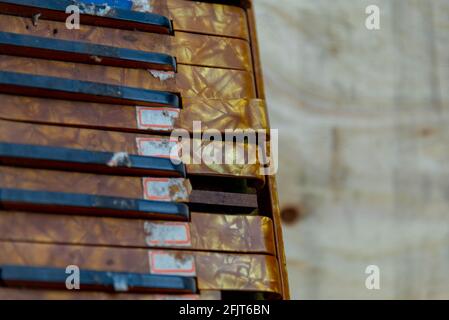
[0,287,221,300]
[0,120,264,185]
[0,56,256,100]
[0,32,177,71]
[0,265,197,294]
[0,14,251,71]
[0,166,259,212]
[0,210,276,254]
[0,142,186,177]
[152,0,249,39]
[0,188,190,221]
[0,71,181,108]
[0,0,174,34]
[0,241,282,296]
[0,95,268,134]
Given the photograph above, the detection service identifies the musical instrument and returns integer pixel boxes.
[0,0,289,300]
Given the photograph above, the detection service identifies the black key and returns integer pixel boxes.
[0,188,190,221]
[0,265,197,293]
[0,71,181,108]
[0,142,186,178]
[0,32,177,71]
[0,0,173,34]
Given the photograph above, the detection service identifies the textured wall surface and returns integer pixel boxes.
[254,0,449,299]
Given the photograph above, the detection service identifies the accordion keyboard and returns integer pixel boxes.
[0,0,288,300]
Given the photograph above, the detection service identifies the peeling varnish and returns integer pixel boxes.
[75,1,113,16]
[136,107,180,131]
[90,55,103,63]
[168,179,192,202]
[32,13,41,26]
[148,70,175,81]
[143,178,192,202]
[131,0,153,13]
[107,152,131,167]
[111,274,129,292]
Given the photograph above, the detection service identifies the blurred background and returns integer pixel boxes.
[253,0,449,299]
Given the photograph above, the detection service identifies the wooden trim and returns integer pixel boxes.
[245,0,291,299]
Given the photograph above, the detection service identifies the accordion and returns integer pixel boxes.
[0,0,289,300]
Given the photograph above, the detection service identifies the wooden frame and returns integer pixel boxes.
[245,0,291,299]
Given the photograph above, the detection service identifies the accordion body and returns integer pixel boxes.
[0,0,289,300]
